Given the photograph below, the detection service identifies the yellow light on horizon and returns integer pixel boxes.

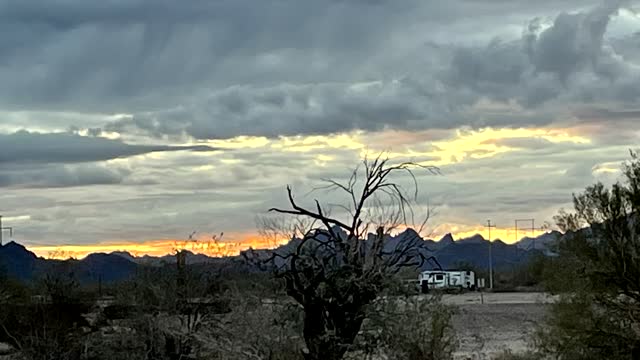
[27,233,290,260]
[446,227,548,244]
[27,223,550,260]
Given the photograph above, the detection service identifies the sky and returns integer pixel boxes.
[1,0,639,258]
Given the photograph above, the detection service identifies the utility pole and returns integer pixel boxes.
[486,220,496,290]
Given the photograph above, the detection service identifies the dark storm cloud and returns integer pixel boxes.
[104,80,465,139]
[447,1,639,107]
[0,130,216,164]
[101,1,640,139]
[0,0,433,112]
[0,0,632,137]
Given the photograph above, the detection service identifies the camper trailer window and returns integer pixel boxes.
[435,274,444,281]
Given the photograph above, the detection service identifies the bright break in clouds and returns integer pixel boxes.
[1,0,639,255]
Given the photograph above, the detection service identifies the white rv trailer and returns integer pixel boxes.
[418,270,476,293]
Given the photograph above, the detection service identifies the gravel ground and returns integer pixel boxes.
[442,292,551,360]
[439,292,557,305]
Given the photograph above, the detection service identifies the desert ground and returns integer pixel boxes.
[0,292,554,359]
[438,292,554,359]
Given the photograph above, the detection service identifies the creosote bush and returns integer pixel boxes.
[354,294,457,360]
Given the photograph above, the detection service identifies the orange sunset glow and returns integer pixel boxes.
[28,233,287,260]
[26,225,549,260]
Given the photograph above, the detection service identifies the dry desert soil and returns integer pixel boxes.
[438,292,554,360]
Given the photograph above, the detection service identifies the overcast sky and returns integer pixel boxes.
[1,0,639,255]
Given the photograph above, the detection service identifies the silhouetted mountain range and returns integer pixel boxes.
[0,241,140,284]
[245,229,559,271]
[517,231,563,255]
[0,230,562,284]
[0,241,38,281]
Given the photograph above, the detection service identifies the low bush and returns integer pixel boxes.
[355,295,458,360]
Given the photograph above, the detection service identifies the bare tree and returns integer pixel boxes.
[249,155,439,360]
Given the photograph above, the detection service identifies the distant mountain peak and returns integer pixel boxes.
[3,240,25,249]
[400,227,419,235]
[492,239,508,246]
[517,230,562,253]
[439,233,455,244]
[111,251,136,261]
[462,234,486,243]
[397,228,421,241]
[1,241,37,259]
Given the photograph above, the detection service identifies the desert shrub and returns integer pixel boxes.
[534,152,640,359]
[493,350,542,360]
[197,290,304,360]
[98,279,298,360]
[493,253,548,291]
[534,291,637,360]
[0,270,95,360]
[76,313,178,360]
[0,273,29,305]
[81,326,147,360]
[355,295,458,360]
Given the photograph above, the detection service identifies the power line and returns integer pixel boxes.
[486,219,497,290]
[515,218,535,256]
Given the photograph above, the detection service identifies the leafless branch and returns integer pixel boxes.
[253,154,440,360]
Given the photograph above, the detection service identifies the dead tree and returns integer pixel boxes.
[258,155,439,360]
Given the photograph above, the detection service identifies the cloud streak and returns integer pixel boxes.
[0,163,129,188]
[0,130,217,164]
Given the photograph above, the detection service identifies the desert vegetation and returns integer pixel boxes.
[0,156,460,360]
[526,152,640,359]
[485,151,640,360]
[0,245,460,360]
[3,152,640,359]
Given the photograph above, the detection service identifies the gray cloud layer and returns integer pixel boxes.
[2,0,640,245]
[0,163,129,188]
[0,131,216,188]
[100,1,639,139]
[0,131,215,164]
[1,0,635,139]
[448,1,639,106]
